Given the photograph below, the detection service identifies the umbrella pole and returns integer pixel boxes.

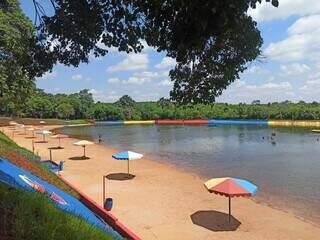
[83,146,86,157]
[127,159,130,174]
[59,138,61,148]
[228,196,231,223]
[43,134,45,142]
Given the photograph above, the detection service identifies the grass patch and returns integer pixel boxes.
[0,117,89,127]
[0,182,116,240]
[0,132,79,198]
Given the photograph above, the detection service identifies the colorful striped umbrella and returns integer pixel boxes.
[204,177,258,222]
[112,151,143,174]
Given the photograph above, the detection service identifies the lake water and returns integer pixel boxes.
[60,124,320,224]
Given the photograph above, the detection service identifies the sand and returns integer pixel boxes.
[3,125,320,240]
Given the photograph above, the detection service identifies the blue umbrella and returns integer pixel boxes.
[112,151,143,174]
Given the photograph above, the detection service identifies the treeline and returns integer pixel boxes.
[1,89,320,120]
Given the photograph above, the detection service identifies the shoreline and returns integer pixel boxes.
[4,125,320,239]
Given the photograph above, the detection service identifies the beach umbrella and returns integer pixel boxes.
[73,140,94,158]
[112,151,143,174]
[51,134,69,149]
[15,123,25,129]
[40,120,46,124]
[204,177,258,222]
[9,121,17,126]
[35,130,52,142]
[26,127,36,137]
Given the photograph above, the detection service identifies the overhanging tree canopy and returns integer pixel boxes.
[31,0,278,103]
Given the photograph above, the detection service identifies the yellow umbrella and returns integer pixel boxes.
[73,140,94,158]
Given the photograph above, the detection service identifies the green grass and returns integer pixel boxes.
[0,132,79,198]
[0,132,117,239]
[0,117,89,126]
[0,183,116,240]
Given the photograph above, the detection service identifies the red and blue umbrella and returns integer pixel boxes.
[204,177,258,222]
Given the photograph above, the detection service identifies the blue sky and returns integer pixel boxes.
[20,0,320,103]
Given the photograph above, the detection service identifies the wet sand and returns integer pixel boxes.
[3,125,320,240]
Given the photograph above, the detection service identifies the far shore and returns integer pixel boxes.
[3,124,320,240]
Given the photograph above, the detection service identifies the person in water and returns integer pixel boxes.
[98,135,102,143]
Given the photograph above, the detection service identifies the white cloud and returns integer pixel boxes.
[288,15,320,35]
[158,79,173,87]
[155,57,176,69]
[264,15,320,62]
[107,77,121,84]
[133,71,159,78]
[123,76,151,85]
[106,53,149,72]
[89,89,120,102]
[39,71,57,80]
[71,74,83,80]
[280,63,310,76]
[248,0,320,22]
[245,66,269,75]
[218,80,294,103]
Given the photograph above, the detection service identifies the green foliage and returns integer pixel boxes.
[56,103,75,119]
[30,0,278,103]
[0,0,54,114]
[0,183,115,240]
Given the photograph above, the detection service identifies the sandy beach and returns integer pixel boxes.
[3,125,320,240]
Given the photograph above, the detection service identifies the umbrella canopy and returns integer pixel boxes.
[35,130,52,135]
[40,120,46,124]
[35,130,52,142]
[9,121,17,126]
[73,140,94,146]
[52,134,69,148]
[204,177,258,222]
[112,151,143,160]
[15,124,25,129]
[73,140,94,158]
[52,134,69,139]
[112,151,143,174]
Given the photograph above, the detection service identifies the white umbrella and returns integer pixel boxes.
[35,130,52,142]
[9,121,17,126]
[73,140,94,158]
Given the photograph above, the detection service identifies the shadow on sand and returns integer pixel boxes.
[48,146,64,150]
[69,156,90,160]
[35,141,48,143]
[106,173,135,181]
[190,210,241,232]
[25,136,36,139]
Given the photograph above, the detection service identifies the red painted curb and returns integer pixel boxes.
[58,175,141,240]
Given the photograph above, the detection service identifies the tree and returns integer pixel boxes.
[0,0,54,111]
[30,0,278,103]
[25,96,53,118]
[56,103,75,119]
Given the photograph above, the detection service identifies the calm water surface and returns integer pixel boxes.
[61,125,320,224]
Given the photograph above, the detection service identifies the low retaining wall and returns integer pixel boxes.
[97,121,124,126]
[208,119,268,126]
[96,119,320,127]
[268,120,320,127]
[124,120,155,125]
